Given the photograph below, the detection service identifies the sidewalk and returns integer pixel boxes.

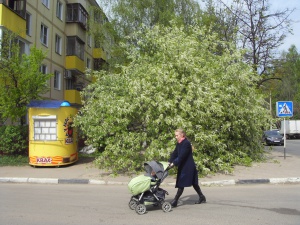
[1,147,300,186]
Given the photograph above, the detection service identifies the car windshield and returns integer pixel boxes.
[265,130,280,136]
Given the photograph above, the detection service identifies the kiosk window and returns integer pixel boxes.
[34,119,57,141]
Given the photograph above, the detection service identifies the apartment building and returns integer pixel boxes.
[0,0,109,106]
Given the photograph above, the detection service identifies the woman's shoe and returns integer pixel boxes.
[195,195,206,204]
[170,199,178,207]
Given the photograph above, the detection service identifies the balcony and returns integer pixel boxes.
[93,48,107,61]
[64,90,81,105]
[0,0,26,18]
[65,56,85,73]
[0,3,26,38]
[66,3,88,30]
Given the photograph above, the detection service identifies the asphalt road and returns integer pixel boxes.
[282,139,300,155]
[1,183,299,225]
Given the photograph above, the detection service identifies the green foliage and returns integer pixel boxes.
[0,31,52,124]
[0,155,28,166]
[97,0,203,68]
[0,125,28,155]
[106,0,201,36]
[74,24,270,175]
[272,45,300,119]
[200,0,238,43]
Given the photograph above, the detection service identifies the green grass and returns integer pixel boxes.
[0,155,29,166]
[0,152,99,167]
[78,152,99,158]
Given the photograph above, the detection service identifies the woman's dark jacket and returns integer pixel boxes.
[169,138,199,188]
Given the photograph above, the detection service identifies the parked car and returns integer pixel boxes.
[262,130,284,146]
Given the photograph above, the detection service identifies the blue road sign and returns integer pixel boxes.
[276,101,293,117]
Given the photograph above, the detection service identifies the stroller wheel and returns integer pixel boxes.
[162,202,172,212]
[135,204,146,215]
[128,199,138,210]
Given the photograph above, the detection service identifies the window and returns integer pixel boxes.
[2,0,26,18]
[1,33,27,60]
[40,24,48,46]
[65,70,74,90]
[87,35,91,47]
[54,70,61,90]
[56,1,63,20]
[94,58,106,70]
[66,36,84,60]
[66,3,88,30]
[41,0,50,8]
[95,39,101,48]
[65,79,75,90]
[40,64,47,74]
[55,34,62,54]
[17,39,26,56]
[26,12,31,36]
[86,58,91,69]
[33,116,57,141]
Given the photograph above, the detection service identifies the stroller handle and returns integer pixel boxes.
[165,164,174,171]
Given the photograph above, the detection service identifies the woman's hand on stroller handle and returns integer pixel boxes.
[167,163,174,171]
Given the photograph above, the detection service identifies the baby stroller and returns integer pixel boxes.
[128,161,172,215]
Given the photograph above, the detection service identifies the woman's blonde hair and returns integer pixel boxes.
[175,128,186,137]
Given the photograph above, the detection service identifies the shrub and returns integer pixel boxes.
[0,125,28,155]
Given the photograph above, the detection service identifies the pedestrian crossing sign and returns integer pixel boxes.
[276,101,293,117]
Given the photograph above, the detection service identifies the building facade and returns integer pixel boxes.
[0,0,108,106]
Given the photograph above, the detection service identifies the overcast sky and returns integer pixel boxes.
[270,0,300,52]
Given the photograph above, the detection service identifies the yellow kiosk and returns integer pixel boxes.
[28,100,78,166]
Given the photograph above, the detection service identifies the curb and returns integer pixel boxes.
[1,177,300,186]
[201,177,300,186]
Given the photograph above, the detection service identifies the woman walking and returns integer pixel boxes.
[169,128,206,207]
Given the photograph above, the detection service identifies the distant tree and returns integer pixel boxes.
[272,45,300,119]
[96,0,203,67]
[88,5,116,71]
[74,24,270,175]
[101,0,202,35]
[203,0,294,81]
[0,31,52,125]
[201,0,239,43]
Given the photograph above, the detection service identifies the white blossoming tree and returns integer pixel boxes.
[74,25,270,174]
